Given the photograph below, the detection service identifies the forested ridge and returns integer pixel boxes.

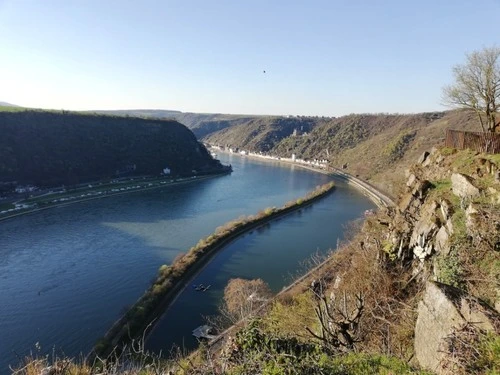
[0,110,222,187]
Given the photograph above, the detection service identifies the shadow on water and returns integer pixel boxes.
[0,154,370,372]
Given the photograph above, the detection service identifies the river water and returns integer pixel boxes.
[0,154,373,372]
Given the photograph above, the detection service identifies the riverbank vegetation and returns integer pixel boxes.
[93,182,335,358]
[13,348,432,375]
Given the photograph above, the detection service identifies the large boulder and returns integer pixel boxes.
[451,173,480,200]
[415,282,500,374]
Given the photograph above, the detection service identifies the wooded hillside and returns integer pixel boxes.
[0,110,222,187]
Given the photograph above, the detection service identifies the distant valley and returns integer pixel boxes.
[99,107,479,197]
[0,103,480,197]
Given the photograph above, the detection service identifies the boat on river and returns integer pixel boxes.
[192,325,217,340]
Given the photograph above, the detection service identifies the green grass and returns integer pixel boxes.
[476,333,500,374]
[325,353,434,375]
[490,154,500,165]
[428,178,460,207]
[383,130,416,161]
[0,105,26,112]
[440,147,457,156]
[431,179,452,192]
[226,322,432,375]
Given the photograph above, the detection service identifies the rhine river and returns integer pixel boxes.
[0,154,374,372]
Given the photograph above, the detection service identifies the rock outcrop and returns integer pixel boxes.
[415,281,500,374]
[374,149,500,372]
[451,173,481,200]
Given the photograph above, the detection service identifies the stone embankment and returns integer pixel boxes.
[329,167,395,208]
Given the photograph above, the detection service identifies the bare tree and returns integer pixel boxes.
[306,291,364,353]
[443,46,500,132]
[222,278,272,322]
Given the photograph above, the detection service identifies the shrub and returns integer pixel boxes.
[264,207,275,216]
[436,251,463,288]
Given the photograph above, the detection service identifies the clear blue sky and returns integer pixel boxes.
[0,0,498,116]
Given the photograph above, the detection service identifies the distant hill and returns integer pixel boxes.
[204,116,324,152]
[203,110,480,196]
[0,109,223,187]
[0,101,19,107]
[93,109,261,138]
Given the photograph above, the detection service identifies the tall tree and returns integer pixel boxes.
[443,46,500,132]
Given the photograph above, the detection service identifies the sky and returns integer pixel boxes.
[0,0,499,116]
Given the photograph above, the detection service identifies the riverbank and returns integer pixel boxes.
[0,172,230,223]
[92,181,336,358]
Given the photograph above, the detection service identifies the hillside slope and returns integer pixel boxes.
[0,101,18,107]
[203,116,323,152]
[203,110,480,196]
[0,110,223,187]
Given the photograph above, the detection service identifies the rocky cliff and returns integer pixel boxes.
[386,148,500,373]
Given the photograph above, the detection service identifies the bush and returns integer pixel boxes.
[436,251,463,288]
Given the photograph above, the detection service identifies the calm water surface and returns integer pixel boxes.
[0,154,373,372]
[146,184,373,354]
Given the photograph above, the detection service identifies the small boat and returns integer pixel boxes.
[202,285,211,291]
[192,325,217,340]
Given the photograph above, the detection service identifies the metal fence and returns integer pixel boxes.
[445,129,500,154]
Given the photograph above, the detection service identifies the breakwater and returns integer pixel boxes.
[93,181,336,357]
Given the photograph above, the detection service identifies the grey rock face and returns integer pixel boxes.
[451,173,480,200]
[418,151,430,165]
[410,200,439,261]
[435,224,452,256]
[415,282,500,374]
[406,173,417,187]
